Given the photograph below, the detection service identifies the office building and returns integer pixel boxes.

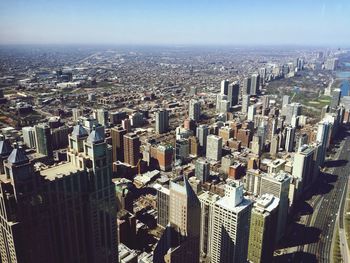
[250,73,260,95]
[198,192,220,260]
[248,105,256,121]
[221,80,229,95]
[111,126,127,162]
[270,134,280,157]
[22,126,36,149]
[72,108,83,122]
[316,120,331,166]
[96,108,108,126]
[154,177,200,263]
[123,133,141,166]
[206,135,222,161]
[210,181,252,263]
[285,126,296,152]
[331,88,341,109]
[260,171,291,243]
[0,126,118,263]
[242,94,250,113]
[282,95,290,108]
[155,109,169,134]
[227,82,239,107]
[154,183,170,228]
[0,135,12,174]
[35,123,53,159]
[196,124,209,152]
[292,145,316,191]
[189,99,201,122]
[195,158,210,183]
[176,139,189,164]
[248,194,279,263]
[242,77,251,95]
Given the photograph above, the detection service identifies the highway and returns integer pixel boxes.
[300,128,350,262]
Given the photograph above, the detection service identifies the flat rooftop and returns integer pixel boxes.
[40,162,82,181]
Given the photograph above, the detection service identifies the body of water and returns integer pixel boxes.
[340,80,350,97]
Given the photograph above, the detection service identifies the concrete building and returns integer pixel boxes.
[260,171,291,243]
[195,158,210,183]
[242,94,250,113]
[198,192,220,260]
[123,133,140,166]
[189,99,201,122]
[22,126,36,149]
[285,126,296,152]
[111,126,127,163]
[155,109,169,134]
[250,73,260,95]
[248,194,279,263]
[248,105,256,122]
[206,135,222,161]
[210,181,252,263]
[35,123,53,159]
[196,124,209,153]
[154,183,170,228]
[227,82,239,107]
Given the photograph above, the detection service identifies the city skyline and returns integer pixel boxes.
[0,0,350,46]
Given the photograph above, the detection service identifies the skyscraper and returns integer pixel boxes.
[316,120,332,166]
[0,135,12,174]
[242,77,251,95]
[331,88,341,110]
[0,126,118,263]
[154,177,201,263]
[35,123,53,159]
[196,124,209,153]
[210,181,252,263]
[189,99,201,122]
[248,105,256,121]
[221,79,229,95]
[111,125,127,162]
[195,158,210,183]
[155,109,169,134]
[285,126,296,152]
[96,108,108,126]
[260,171,291,243]
[227,82,239,107]
[248,194,279,263]
[154,183,170,228]
[242,94,250,113]
[250,73,260,95]
[206,135,222,161]
[282,95,291,108]
[292,145,316,191]
[22,126,36,148]
[123,132,141,166]
[198,192,220,260]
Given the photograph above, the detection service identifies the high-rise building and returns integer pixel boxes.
[156,144,173,171]
[35,123,53,159]
[0,135,12,174]
[189,99,201,122]
[248,194,279,263]
[198,192,220,260]
[270,134,280,157]
[250,73,260,95]
[0,126,118,263]
[175,139,189,164]
[22,126,36,148]
[248,105,256,121]
[206,135,222,161]
[221,80,229,95]
[242,94,250,113]
[292,145,316,192]
[210,181,252,263]
[242,77,251,95]
[72,108,83,122]
[282,95,291,108]
[227,82,239,107]
[154,177,201,263]
[260,171,291,243]
[189,136,200,156]
[196,124,209,152]
[195,158,210,183]
[285,126,296,152]
[154,183,170,228]
[123,132,141,166]
[216,94,227,112]
[111,126,127,162]
[96,108,108,126]
[155,109,169,134]
[331,88,341,109]
[316,120,332,166]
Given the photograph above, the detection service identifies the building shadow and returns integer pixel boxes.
[273,251,317,263]
[278,223,321,249]
[324,159,348,168]
[295,201,313,216]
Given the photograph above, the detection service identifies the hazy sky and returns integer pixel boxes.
[0,0,349,46]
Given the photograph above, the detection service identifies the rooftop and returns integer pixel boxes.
[41,162,83,181]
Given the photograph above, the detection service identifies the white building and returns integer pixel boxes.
[206,135,222,161]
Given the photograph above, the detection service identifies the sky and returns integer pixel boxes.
[0,0,349,46]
